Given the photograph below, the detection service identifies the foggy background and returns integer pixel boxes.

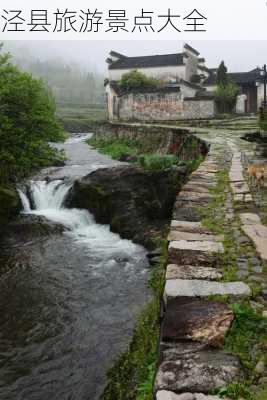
[2,40,267,108]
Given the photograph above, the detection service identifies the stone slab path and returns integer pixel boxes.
[153,136,267,399]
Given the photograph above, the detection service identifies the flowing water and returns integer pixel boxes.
[0,134,150,400]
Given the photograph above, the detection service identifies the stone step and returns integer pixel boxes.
[168,231,223,243]
[241,223,267,261]
[156,391,224,400]
[177,192,213,203]
[161,298,233,346]
[154,345,244,394]
[182,184,211,194]
[166,264,223,281]
[164,279,251,303]
[230,182,250,194]
[170,221,213,235]
[169,240,224,266]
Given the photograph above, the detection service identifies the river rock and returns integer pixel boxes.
[154,348,244,394]
[3,214,65,246]
[66,165,188,248]
[161,298,234,346]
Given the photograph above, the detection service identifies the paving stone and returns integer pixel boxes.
[177,192,213,203]
[166,264,222,281]
[182,184,210,194]
[240,213,261,225]
[156,392,224,400]
[161,298,234,346]
[154,348,244,394]
[242,224,267,261]
[244,194,253,202]
[164,279,251,303]
[169,240,224,266]
[229,172,244,182]
[171,221,202,230]
[168,231,223,242]
[231,182,250,194]
[173,205,202,223]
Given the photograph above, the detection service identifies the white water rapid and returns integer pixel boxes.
[18,179,140,255]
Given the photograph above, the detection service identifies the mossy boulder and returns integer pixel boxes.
[0,186,21,231]
[66,164,189,249]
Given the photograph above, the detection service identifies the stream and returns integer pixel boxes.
[0,134,150,400]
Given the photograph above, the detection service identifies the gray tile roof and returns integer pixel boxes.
[205,68,262,86]
[108,52,185,70]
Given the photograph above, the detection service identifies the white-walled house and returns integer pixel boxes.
[105,43,265,121]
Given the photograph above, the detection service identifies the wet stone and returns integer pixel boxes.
[154,348,244,394]
[172,205,202,223]
[242,224,267,261]
[168,231,223,243]
[240,213,261,225]
[170,221,213,235]
[156,391,224,400]
[164,279,251,303]
[166,264,222,281]
[169,240,224,266]
[161,298,234,346]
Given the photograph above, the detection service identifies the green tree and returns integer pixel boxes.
[215,61,239,113]
[119,70,158,91]
[216,61,228,87]
[215,81,239,113]
[0,48,65,183]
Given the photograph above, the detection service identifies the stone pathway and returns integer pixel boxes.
[154,138,267,400]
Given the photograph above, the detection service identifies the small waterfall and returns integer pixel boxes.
[17,189,31,213]
[18,179,138,254]
[29,180,72,210]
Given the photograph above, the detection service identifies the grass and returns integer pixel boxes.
[88,136,181,170]
[87,136,141,159]
[101,238,168,400]
[225,303,267,370]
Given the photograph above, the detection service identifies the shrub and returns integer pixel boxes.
[215,82,239,113]
[119,70,158,91]
[137,154,178,170]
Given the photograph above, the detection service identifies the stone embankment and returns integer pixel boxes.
[154,141,267,399]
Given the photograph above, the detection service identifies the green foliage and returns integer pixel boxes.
[215,81,239,113]
[88,136,179,170]
[137,154,178,170]
[216,382,253,400]
[216,61,228,87]
[87,136,140,159]
[119,70,158,91]
[224,303,267,370]
[0,49,65,183]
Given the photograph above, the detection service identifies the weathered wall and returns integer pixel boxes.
[113,92,215,121]
[183,98,215,119]
[92,123,209,161]
[118,92,184,121]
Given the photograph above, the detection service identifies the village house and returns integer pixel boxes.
[105,43,265,121]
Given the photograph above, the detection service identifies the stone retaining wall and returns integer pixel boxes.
[92,123,209,162]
